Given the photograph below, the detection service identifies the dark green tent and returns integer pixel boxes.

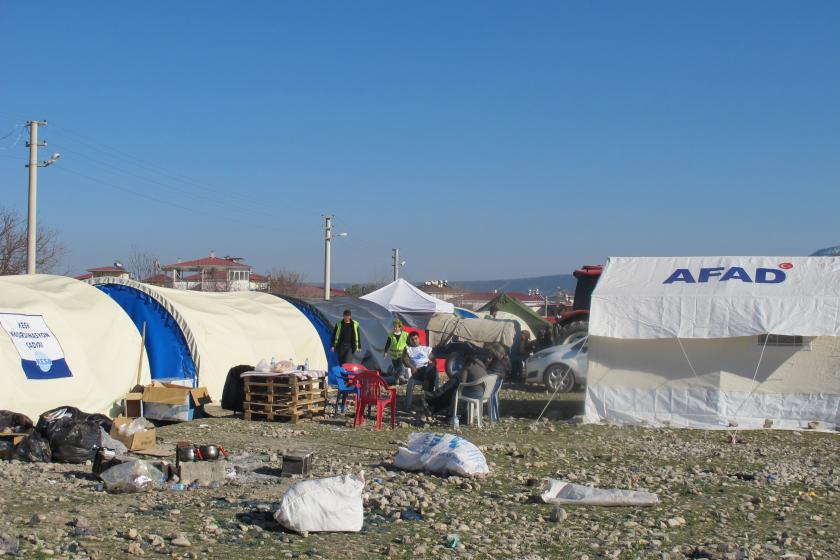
[478,293,551,336]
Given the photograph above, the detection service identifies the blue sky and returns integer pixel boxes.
[1,2,838,283]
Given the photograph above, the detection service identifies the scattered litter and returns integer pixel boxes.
[99,460,165,494]
[274,472,365,533]
[446,534,460,548]
[393,432,490,477]
[99,427,128,455]
[541,479,659,507]
[400,508,423,521]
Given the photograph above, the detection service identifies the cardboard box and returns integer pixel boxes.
[142,382,211,422]
[124,392,143,418]
[110,417,156,451]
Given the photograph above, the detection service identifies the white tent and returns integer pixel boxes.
[0,275,151,420]
[361,279,454,328]
[92,278,328,401]
[584,256,840,430]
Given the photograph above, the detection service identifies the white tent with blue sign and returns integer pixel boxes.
[584,256,840,430]
[0,275,151,421]
[92,277,328,401]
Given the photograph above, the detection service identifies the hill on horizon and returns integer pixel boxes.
[449,273,576,294]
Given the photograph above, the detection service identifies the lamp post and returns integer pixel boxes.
[323,215,348,300]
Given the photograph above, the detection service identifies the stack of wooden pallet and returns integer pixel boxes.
[243,374,328,423]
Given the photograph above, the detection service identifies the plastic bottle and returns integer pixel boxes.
[304,358,310,371]
[452,415,460,429]
[270,357,276,369]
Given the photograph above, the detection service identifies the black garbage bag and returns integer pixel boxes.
[0,410,34,432]
[11,428,52,463]
[36,406,113,464]
[221,364,253,413]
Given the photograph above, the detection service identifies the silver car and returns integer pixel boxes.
[525,339,588,392]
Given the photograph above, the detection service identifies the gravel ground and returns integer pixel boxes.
[1,384,838,559]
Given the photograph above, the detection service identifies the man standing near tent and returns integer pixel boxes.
[331,309,361,365]
[383,320,409,381]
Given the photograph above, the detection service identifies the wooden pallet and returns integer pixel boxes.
[243,401,326,422]
[242,375,328,423]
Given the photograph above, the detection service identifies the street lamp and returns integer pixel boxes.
[323,215,348,300]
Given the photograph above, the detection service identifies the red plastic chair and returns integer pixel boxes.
[342,362,367,374]
[353,370,397,430]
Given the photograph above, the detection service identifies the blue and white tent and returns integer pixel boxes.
[92,278,327,400]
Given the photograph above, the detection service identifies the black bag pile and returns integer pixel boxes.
[0,410,51,463]
[35,406,113,463]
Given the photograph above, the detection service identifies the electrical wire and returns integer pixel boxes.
[54,165,297,234]
[48,124,320,216]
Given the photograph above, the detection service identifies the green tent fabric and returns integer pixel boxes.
[478,293,551,336]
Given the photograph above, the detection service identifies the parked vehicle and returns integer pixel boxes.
[524,339,588,392]
[552,265,602,345]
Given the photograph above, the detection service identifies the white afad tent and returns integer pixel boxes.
[0,275,151,421]
[584,256,840,430]
[361,279,454,328]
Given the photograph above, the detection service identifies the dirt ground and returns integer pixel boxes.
[1,384,838,559]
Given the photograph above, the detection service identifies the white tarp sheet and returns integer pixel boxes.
[590,256,840,339]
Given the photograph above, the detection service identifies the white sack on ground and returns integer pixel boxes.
[541,479,659,507]
[274,472,365,533]
[393,432,490,477]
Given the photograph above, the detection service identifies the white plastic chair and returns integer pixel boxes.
[452,374,498,427]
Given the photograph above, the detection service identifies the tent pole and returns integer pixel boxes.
[136,321,147,387]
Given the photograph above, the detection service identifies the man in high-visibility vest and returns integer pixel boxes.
[383,319,409,381]
[331,309,361,365]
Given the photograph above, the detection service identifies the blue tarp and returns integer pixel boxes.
[280,296,341,373]
[97,284,196,381]
[454,307,478,318]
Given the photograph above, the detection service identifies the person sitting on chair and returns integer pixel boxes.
[402,332,437,393]
[422,348,489,424]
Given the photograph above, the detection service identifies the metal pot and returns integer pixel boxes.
[177,446,196,463]
[199,445,219,461]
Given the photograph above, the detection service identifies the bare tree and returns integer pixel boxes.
[344,279,387,298]
[0,207,66,276]
[126,245,160,283]
[265,268,305,295]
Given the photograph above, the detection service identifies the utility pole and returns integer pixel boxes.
[324,215,333,300]
[25,121,48,274]
[392,248,400,281]
[322,215,347,299]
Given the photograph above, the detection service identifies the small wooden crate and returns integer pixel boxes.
[243,375,328,423]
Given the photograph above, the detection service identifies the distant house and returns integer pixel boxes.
[160,252,253,292]
[75,264,131,282]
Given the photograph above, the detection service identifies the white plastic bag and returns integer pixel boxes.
[274,472,365,533]
[255,359,270,373]
[541,479,659,507]
[393,432,489,477]
[99,427,128,454]
[100,460,165,494]
[118,417,153,438]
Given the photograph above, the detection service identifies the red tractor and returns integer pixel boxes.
[552,265,603,345]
